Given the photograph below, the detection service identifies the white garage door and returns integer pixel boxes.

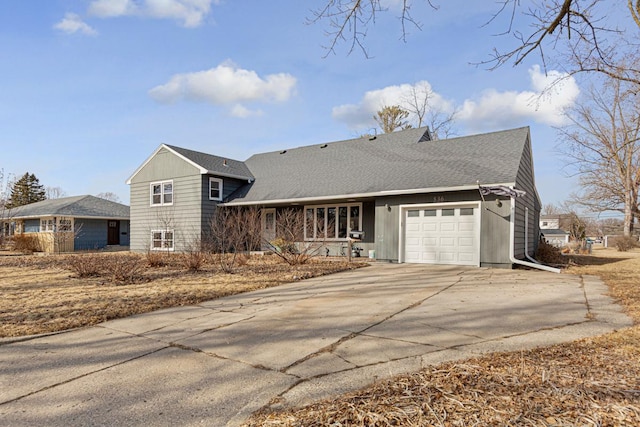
[404,206,479,266]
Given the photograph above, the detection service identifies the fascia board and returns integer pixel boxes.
[222,182,517,206]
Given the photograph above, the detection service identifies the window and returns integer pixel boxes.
[151,230,174,251]
[150,181,173,206]
[209,177,223,201]
[460,208,474,216]
[442,209,455,216]
[304,203,362,240]
[424,209,437,217]
[407,210,419,217]
[40,218,54,232]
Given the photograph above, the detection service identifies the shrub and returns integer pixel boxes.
[67,253,103,277]
[535,240,567,266]
[105,254,145,284]
[146,250,169,267]
[181,250,205,272]
[11,234,41,253]
[613,235,639,252]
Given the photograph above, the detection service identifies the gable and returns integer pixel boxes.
[127,147,202,184]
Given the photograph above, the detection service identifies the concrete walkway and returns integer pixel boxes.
[0,264,632,426]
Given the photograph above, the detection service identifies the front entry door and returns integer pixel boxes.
[261,209,276,249]
[107,220,120,245]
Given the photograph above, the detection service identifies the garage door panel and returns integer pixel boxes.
[440,222,456,232]
[439,237,455,246]
[459,222,474,232]
[406,237,420,246]
[458,237,474,247]
[423,237,437,246]
[458,252,475,262]
[422,223,437,232]
[421,251,437,262]
[407,223,420,232]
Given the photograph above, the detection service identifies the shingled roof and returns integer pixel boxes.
[8,195,129,219]
[224,126,530,205]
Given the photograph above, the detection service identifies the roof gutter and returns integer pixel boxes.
[223,182,517,206]
[509,197,561,273]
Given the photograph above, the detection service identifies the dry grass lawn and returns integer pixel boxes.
[244,247,640,426]
[2,247,639,425]
[0,252,365,338]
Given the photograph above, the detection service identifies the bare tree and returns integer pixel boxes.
[374,105,411,134]
[264,208,324,265]
[207,206,261,272]
[311,1,640,88]
[402,82,456,139]
[558,75,640,236]
[96,192,121,203]
[46,186,67,199]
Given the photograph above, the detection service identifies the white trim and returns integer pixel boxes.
[222,182,516,207]
[209,177,223,201]
[150,229,175,251]
[398,201,481,266]
[303,202,363,241]
[150,180,174,207]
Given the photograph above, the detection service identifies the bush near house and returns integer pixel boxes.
[612,235,640,252]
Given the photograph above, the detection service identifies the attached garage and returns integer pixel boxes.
[401,203,480,266]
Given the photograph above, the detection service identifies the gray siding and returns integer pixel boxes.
[478,199,512,267]
[201,175,247,242]
[129,148,204,252]
[513,132,541,260]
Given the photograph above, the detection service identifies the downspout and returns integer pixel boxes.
[509,197,561,273]
[524,207,539,264]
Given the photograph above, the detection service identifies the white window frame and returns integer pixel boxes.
[151,229,175,251]
[304,202,363,241]
[150,180,173,206]
[40,217,55,232]
[209,177,223,201]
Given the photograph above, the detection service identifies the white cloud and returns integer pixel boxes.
[457,65,580,131]
[149,61,297,116]
[53,13,98,36]
[88,0,216,27]
[332,81,453,130]
[333,66,579,133]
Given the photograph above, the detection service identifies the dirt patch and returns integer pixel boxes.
[0,252,366,338]
[244,248,640,426]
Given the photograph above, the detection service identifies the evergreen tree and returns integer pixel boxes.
[7,172,46,208]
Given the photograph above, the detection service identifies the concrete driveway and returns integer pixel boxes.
[0,264,632,426]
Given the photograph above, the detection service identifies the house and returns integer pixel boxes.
[127,126,545,269]
[3,195,130,252]
[541,229,570,247]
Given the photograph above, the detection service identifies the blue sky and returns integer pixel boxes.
[0,1,627,206]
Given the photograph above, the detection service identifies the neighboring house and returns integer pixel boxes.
[127,126,543,268]
[540,215,561,230]
[3,195,130,252]
[541,229,570,247]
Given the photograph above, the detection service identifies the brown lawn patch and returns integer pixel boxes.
[244,247,640,426]
[0,252,366,338]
